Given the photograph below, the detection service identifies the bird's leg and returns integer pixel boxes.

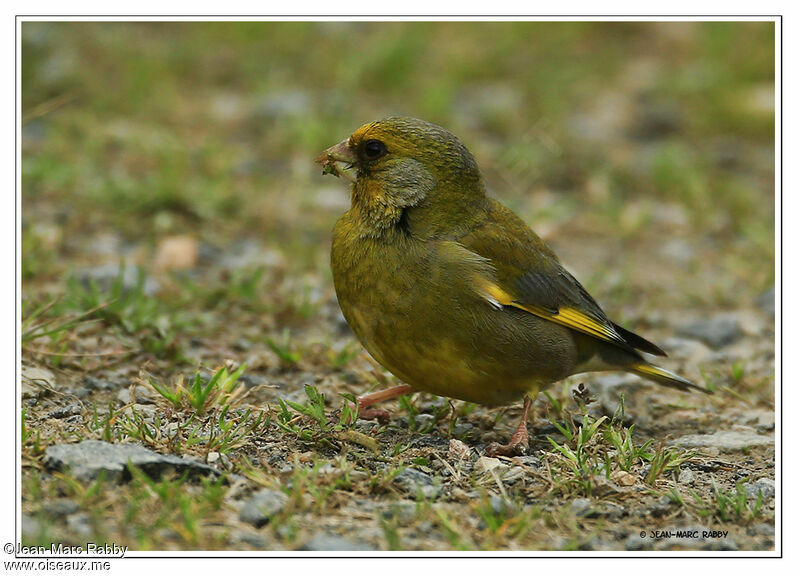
[355,384,414,424]
[486,396,532,457]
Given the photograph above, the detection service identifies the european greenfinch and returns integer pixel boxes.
[316,117,710,456]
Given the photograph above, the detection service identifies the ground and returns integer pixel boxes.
[20,21,775,552]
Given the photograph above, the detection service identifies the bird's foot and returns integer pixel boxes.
[346,384,414,425]
[356,406,391,425]
[485,427,529,457]
[485,396,532,457]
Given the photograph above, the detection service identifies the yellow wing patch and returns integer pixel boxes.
[542,306,621,342]
[477,280,623,345]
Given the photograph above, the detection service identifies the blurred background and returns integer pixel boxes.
[21,19,774,374]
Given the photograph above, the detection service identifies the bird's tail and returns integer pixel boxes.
[630,363,712,394]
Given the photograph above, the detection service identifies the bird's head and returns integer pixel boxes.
[316,117,487,237]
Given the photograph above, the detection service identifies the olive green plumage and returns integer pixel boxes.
[317,117,709,407]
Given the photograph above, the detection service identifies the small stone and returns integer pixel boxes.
[593,475,626,496]
[476,456,507,474]
[678,468,695,484]
[452,423,474,437]
[448,438,471,459]
[451,487,470,501]
[117,386,155,405]
[121,404,156,421]
[66,513,93,537]
[671,428,773,452]
[22,364,56,398]
[610,470,637,486]
[154,235,199,271]
[44,440,220,482]
[679,315,744,349]
[393,468,439,500]
[415,413,436,430]
[511,455,542,468]
[746,478,775,500]
[659,337,713,365]
[239,489,289,527]
[570,498,593,517]
[299,533,376,552]
[83,376,120,391]
[502,466,526,484]
[48,403,82,419]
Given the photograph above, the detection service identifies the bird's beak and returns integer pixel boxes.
[315,139,357,182]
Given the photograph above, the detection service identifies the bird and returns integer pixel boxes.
[316,117,710,456]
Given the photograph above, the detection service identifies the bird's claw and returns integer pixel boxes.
[356,406,391,425]
[485,440,529,458]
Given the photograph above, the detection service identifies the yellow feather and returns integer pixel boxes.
[476,280,621,345]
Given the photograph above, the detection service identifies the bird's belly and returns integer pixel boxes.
[332,236,578,405]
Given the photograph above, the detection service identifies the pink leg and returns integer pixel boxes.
[356,384,414,424]
[486,396,532,457]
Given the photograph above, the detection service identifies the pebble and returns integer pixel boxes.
[475,456,507,474]
[745,478,775,500]
[298,533,376,552]
[448,438,471,459]
[44,440,221,482]
[452,423,474,438]
[393,468,439,500]
[48,403,82,419]
[502,466,526,484]
[117,386,155,405]
[610,470,637,486]
[511,455,542,468]
[66,513,93,537]
[83,376,121,391]
[21,364,56,398]
[678,468,695,484]
[671,428,773,452]
[659,337,713,365]
[678,315,744,349]
[239,489,289,527]
[570,498,593,517]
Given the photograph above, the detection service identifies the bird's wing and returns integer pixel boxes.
[456,199,666,357]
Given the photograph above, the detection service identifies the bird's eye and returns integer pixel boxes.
[362,139,387,160]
